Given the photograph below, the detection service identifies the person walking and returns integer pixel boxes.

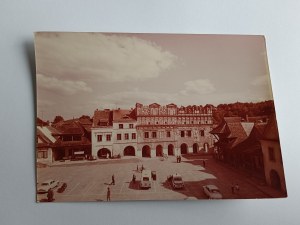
[107,186,111,201]
[47,189,54,202]
[132,174,136,183]
[231,183,235,194]
[203,160,206,168]
[111,174,115,185]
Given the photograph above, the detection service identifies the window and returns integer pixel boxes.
[152,132,157,138]
[37,151,48,159]
[119,124,123,129]
[181,131,185,137]
[187,130,192,137]
[106,134,111,141]
[268,147,275,161]
[129,124,134,129]
[200,130,205,137]
[117,134,122,140]
[167,131,171,138]
[125,133,129,140]
[97,135,102,142]
[144,132,149,138]
[132,133,136,139]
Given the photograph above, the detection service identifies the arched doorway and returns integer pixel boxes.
[97,148,111,158]
[142,145,151,157]
[180,143,188,154]
[124,146,135,156]
[204,143,209,152]
[193,143,199,154]
[270,169,281,190]
[168,144,174,155]
[156,145,163,157]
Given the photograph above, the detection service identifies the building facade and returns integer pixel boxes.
[91,103,214,158]
[91,109,138,158]
[260,114,287,193]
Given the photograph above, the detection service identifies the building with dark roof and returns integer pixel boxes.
[210,117,254,161]
[36,118,92,164]
[92,108,137,158]
[260,114,287,193]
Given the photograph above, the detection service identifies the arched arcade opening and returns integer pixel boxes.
[168,144,174,155]
[156,145,163,157]
[193,143,199,154]
[142,145,151,157]
[97,148,111,158]
[180,143,188,155]
[124,146,135,156]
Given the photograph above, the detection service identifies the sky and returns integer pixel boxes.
[35,32,273,121]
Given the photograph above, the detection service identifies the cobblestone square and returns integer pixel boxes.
[37,155,284,202]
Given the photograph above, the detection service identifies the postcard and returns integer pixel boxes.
[35,32,287,202]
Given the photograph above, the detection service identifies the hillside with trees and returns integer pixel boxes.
[213,100,275,123]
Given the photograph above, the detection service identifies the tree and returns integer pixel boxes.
[53,115,64,124]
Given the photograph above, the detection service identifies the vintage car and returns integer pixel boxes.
[167,173,184,189]
[37,179,59,193]
[140,169,152,189]
[203,184,223,199]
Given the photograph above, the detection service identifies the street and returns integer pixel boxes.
[37,155,283,202]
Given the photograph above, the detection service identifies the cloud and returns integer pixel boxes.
[35,33,177,82]
[251,75,269,86]
[37,74,92,95]
[180,79,216,95]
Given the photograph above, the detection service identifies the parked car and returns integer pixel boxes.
[57,182,67,193]
[37,179,59,193]
[203,185,223,199]
[140,169,152,189]
[167,173,184,189]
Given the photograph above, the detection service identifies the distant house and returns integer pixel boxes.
[210,117,254,162]
[230,123,267,179]
[36,126,58,164]
[260,114,287,193]
[51,118,92,161]
[91,108,137,158]
[36,118,92,163]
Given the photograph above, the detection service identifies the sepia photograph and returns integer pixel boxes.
[35,32,287,202]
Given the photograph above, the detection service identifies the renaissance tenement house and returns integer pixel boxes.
[91,103,214,158]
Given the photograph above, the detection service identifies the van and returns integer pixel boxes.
[140,169,152,189]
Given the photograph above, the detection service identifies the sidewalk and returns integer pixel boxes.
[214,159,286,198]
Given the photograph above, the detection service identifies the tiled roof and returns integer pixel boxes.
[224,117,242,123]
[93,110,112,127]
[37,126,58,144]
[261,114,279,141]
[226,122,249,148]
[232,123,267,153]
[241,122,255,136]
[52,118,92,135]
[210,122,227,134]
[113,109,136,122]
[211,117,254,149]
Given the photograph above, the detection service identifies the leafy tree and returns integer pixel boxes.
[53,115,64,124]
